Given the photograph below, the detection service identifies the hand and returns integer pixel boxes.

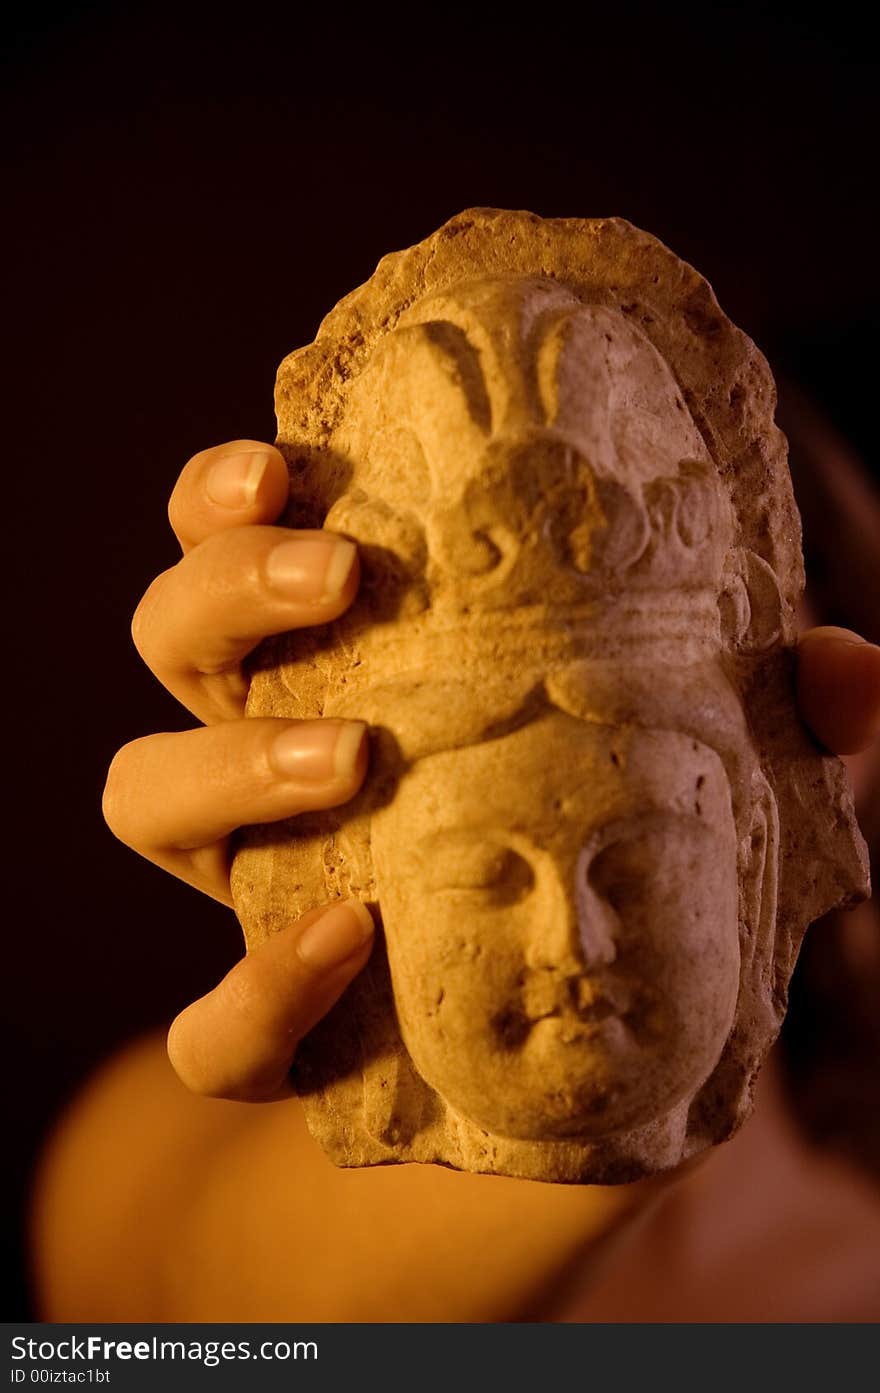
[795,626,880,757]
[102,440,374,1102]
[103,440,880,1108]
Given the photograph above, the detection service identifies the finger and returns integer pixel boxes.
[167,899,375,1101]
[796,626,880,755]
[168,440,291,554]
[132,525,360,724]
[102,718,369,905]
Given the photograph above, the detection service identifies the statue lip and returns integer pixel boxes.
[525,999,617,1028]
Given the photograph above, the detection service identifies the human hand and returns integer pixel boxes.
[795,626,880,757]
[102,440,374,1102]
[103,440,880,1108]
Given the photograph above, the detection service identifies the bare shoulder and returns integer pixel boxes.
[31,1030,637,1321]
[30,1029,249,1319]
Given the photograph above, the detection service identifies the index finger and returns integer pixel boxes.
[168,440,292,554]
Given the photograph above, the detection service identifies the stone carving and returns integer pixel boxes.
[230,208,870,1182]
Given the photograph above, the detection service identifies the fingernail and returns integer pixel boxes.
[297,899,375,969]
[271,720,367,782]
[800,629,869,649]
[205,451,272,508]
[266,536,356,603]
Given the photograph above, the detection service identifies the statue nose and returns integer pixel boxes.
[524,849,618,974]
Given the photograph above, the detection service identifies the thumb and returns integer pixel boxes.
[796,626,880,755]
[166,899,375,1102]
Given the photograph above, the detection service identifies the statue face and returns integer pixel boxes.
[369,709,740,1141]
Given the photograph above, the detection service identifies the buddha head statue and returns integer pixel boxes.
[231,209,869,1182]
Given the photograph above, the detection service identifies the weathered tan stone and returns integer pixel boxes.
[230,208,870,1182]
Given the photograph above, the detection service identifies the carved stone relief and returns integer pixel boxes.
[231,209,869,1181]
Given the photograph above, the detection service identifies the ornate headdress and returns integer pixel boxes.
[263,214,799,694]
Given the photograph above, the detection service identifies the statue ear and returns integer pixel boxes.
[739,766,782,1026]
[685,766,781,1148]
[720,549,785,652]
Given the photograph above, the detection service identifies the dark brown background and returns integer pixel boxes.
[4,0,878,1318]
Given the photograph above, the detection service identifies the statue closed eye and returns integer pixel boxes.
[231,209,869,1182]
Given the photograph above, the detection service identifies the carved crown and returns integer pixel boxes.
[283,277,740,673]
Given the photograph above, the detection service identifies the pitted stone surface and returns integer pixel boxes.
[230,209,869,1182]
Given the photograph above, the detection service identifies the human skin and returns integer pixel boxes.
[372,720,739,1139]
[31,437,878,1320]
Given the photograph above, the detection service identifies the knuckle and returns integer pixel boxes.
[166,1018,216,1097]
[221,959,271,1027]
[101,749,131,840]
[167,445,220,533]
[167,478,190,539]
[129,570,170,663]
[167,490,182,539]
[101,737,152,844]
[179,528,263,607]
[129,603,148,660]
